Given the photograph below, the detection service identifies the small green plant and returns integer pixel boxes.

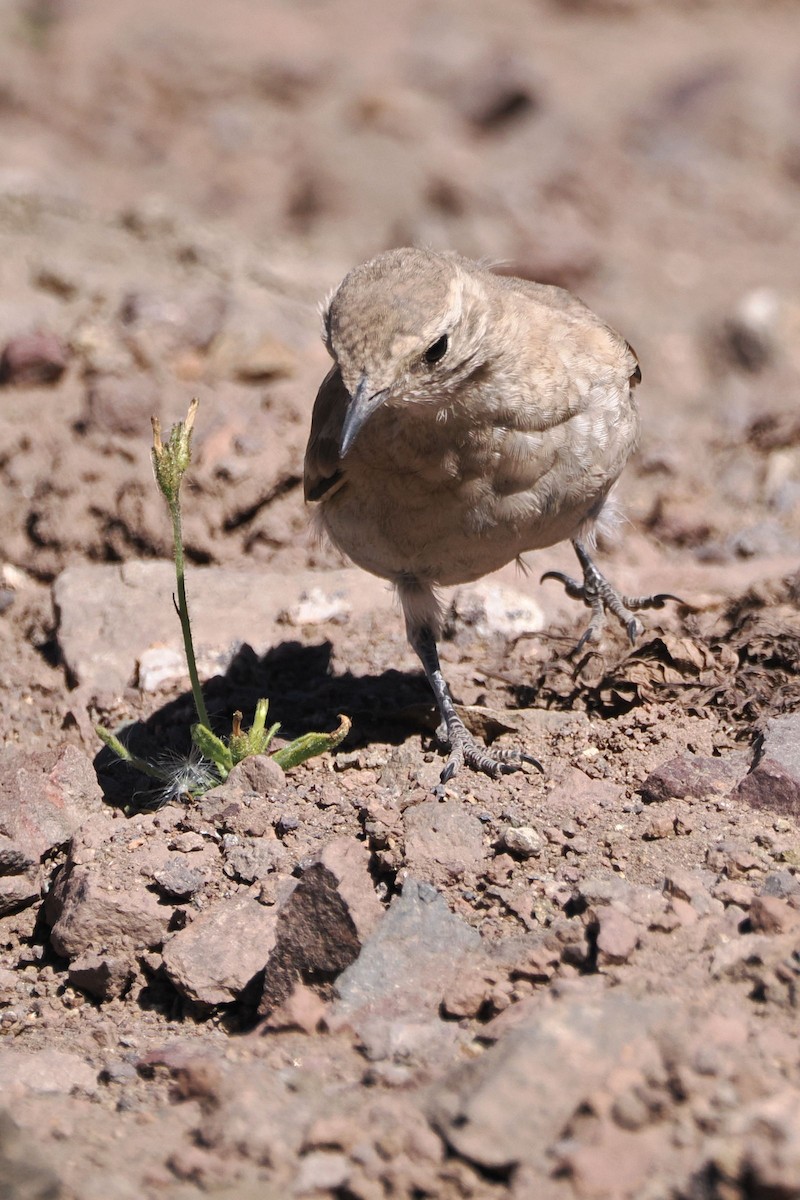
[97,399,350,802]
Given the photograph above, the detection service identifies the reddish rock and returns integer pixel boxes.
[642,810,676,840]
[749,895,800,935]
[68,952,135,1001]
[41,806,193,966]
[428,992,668,1174]
[594,908,640,966]
[0,744,104,865]
[226,753,285,795]
[712,879,755,908]
[734,715,800,817]
[0,330,68,386]
[0,873,40,916]
[640,751,749,804]
[0,1111,63,1199]
[163,894,279,1007]
[48,861,170,960]
[0,1046,97,1096]
[259,837,383,1016]
[262,982,327,1034]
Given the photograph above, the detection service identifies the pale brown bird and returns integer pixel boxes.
[304,248,673,782]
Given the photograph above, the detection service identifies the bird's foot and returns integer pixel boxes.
[542,559,681,652]
[435,714,542,785]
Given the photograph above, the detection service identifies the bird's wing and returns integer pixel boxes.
[491,274,641,384]
[304,364,349,502]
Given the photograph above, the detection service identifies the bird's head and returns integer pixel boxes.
[321,248,491,457]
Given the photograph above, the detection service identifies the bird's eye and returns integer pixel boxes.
[424,334,449,365]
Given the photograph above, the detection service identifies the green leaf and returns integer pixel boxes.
[191,723,234,776]
[271,715,351,771]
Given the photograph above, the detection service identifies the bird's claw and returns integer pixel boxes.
[540,569,585,601]
[543,559,682,649]
[436,717,543,785]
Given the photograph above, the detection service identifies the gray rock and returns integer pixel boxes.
[152,857,208,900]
[329,879,480,1061]
[734,715,800,817]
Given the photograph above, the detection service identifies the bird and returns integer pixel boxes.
[304,247,674,782]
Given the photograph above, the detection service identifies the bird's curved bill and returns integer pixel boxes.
[339,374,388,458]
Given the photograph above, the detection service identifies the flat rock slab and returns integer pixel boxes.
[54,562,393,693]
[428,989,669,1174]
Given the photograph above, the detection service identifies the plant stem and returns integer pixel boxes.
[96,726,172,783]
[169,493,212,731]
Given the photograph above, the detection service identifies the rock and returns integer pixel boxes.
[761,871,800,901]
[734,715,800,817]
[663,868,723,916]
[497,825,543,859]
[749,895,800,935]
[259,837,383,1015]
[594,909,640,966]
[448,580,544,640]
[428,991,667,1173]
[402,800,486,883]
[0,874,40,916]
[328,878,480,1062]
[54,562,391,693]
[68,952,135,1001]
[294,1151,350,1195]
[49,860,170,959]
[84,374,159,436]
[0,1046,97,1097]
[223,838,288,883]
[162,894,279,1007]
[642,810,675,840]
[152,857,208,901]
[0,1109,64,1199]
[640,751,749,804]
[262,982,327,1034]
[46,814,173,961]
[225,754,285,796]
[278,586,352,627]
[712,879,755,908]
[0,744,104,865]
[136,645,186,692]
[734,1090,800,1195]
[0,330,68,386]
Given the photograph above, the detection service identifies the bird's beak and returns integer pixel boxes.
[339,374,388,458]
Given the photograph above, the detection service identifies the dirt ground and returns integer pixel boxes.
[1,1,800,1197]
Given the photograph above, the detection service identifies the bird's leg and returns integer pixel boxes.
[542,538,681,651]
[410,624,540,783]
